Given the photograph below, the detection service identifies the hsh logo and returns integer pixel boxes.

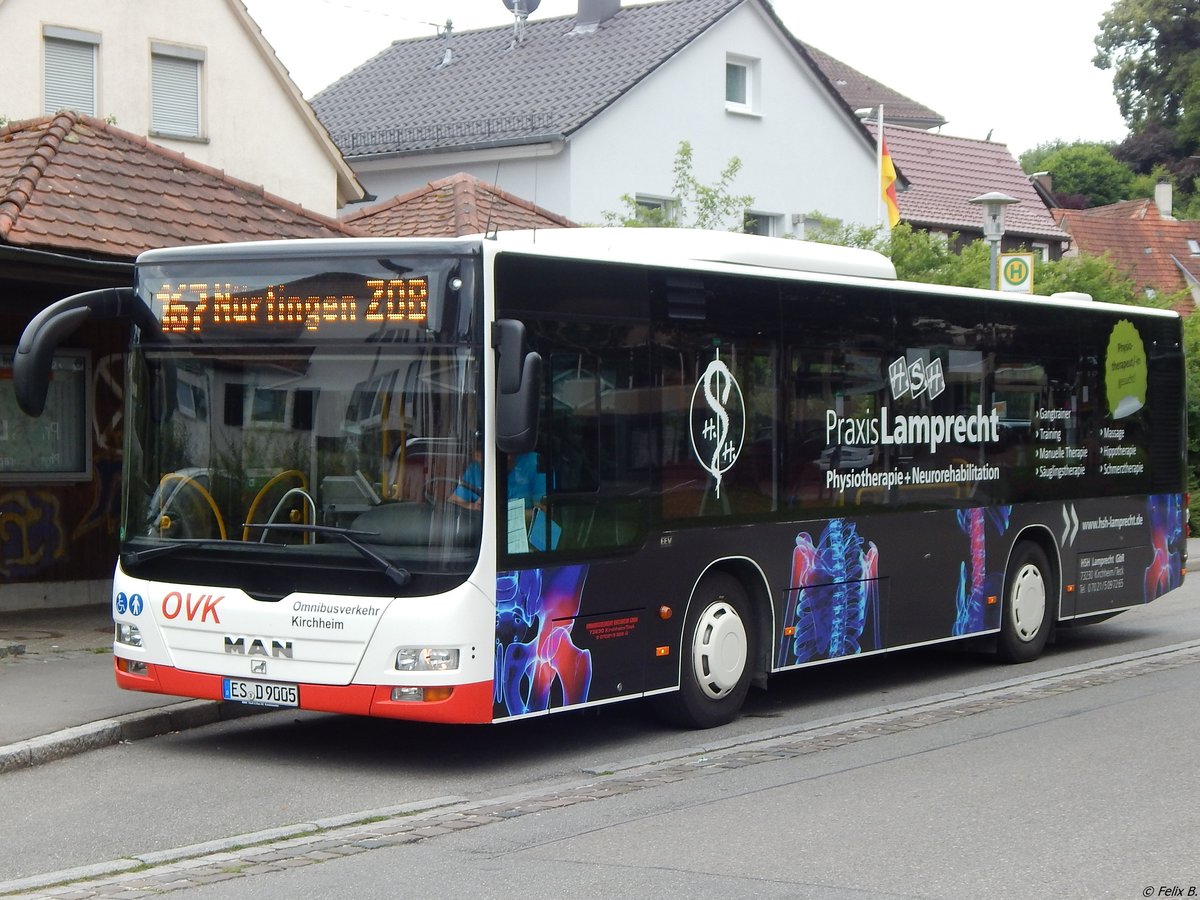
[161,591,223,624]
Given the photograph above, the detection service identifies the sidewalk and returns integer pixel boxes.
[3,538,1199,773]
[0,606,262,773]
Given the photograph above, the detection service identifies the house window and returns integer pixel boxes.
[0,348,91,482]
[1032,242,1050,261]
[151,43,204,139]
[744,211,781,237]
[43,27,100,116]
[1188,238,1200,256]
[635,195,678,225]
[725,55,759,115]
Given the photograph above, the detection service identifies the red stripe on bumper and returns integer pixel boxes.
[115,660,494,724]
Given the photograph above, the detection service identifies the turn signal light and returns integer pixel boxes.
[116,658,149,675]
[390,686,455,703]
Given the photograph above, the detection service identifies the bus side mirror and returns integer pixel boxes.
[15,287,147,416]
[493,319,542,454]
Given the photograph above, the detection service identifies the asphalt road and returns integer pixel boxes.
[2,582,1197,898]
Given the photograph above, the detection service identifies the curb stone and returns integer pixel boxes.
[0,700,271,774]
[0,797,469,896]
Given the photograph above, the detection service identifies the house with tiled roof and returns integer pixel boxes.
[0,111,359,608]
[313,0,891,233]
[1054,186,1200,311]
[0,0,362,216]
[346,172,575,238]
[802,44,946,131]
[869,123,1070,258]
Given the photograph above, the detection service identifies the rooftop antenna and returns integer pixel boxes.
[503,0,540,48]
[435,18,454,68]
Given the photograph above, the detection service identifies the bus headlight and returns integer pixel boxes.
[115,623,143,648]
[395,647,460,672]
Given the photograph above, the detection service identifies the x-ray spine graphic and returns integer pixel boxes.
[954,506,1012,635]
[782,518,880,666]
[1144,494,1183,601]
[495,565,592,717]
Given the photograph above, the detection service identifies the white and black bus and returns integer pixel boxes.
[15,229,1187,727]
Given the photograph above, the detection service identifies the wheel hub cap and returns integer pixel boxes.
[1011,563,1047,641]
[692,600,747,699]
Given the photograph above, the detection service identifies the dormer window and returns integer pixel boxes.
[725,55,760,116]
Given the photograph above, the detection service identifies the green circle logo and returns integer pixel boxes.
[1105,319,1146,418]
[1003,257,1029,286]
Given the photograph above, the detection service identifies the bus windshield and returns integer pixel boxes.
[121,249,482,595]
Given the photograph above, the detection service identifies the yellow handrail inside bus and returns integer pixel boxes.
[243,469,309,541]
[158,473,227,541]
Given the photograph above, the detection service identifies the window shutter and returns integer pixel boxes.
[152,54,201,137]
[44,38,96,115]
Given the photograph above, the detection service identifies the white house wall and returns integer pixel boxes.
[0,0,341,215]
[566,3,878,230]
[350,145,573,223]
[344,3,877,231]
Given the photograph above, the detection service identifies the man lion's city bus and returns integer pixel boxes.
[14,229,1187,728]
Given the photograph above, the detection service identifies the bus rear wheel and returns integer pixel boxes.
[655,572,754,729]
[997,542,1054,663]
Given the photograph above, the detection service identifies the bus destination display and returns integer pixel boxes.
[156,276,429,335]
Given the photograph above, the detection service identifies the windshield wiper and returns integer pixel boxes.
[122,538,238,565]
[241,523,413,588]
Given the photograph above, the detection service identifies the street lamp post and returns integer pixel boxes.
[968,192,1019,291]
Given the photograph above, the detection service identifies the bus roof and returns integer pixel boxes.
[490,228,898,281]
[134,231,1176,320]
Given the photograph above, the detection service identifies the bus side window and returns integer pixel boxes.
[522,340,649,555]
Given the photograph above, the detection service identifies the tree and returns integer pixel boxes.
[1029,252,1142,305]
[1184,312,1200,527]
[1094,0,1200,138]
[601,140,753,230]
[796,211,880,249]
[1036,143,1136,207]
[1018,140,1072,175]
[1094,0,1200,213]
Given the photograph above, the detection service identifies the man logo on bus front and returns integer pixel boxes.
[690,349,745,498]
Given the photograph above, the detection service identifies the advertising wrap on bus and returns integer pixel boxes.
[12,231,1188,730]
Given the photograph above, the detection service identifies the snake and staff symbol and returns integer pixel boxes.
[689,349,745,498]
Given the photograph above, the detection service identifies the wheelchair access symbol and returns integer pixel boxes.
[1000,252,1035,293]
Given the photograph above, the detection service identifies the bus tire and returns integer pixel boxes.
[997,542,1054,663]
[655,572,755,729]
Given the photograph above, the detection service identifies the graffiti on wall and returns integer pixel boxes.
[1,352,125,580]
[0,489,67,578]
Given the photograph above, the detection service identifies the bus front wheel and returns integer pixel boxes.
[655,572,755,729]
[997,542,1054,663]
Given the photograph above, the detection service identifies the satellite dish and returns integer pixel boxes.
[503,0,541,13]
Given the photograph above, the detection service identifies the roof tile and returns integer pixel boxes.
[312,0,743,157]
[871,123,1067,241]
[1056,202,1200,304]
[0,112,358,258]
[802,44,944,129]
[345,172,574,237]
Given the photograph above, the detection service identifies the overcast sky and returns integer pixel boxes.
[242,0,1128,156]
